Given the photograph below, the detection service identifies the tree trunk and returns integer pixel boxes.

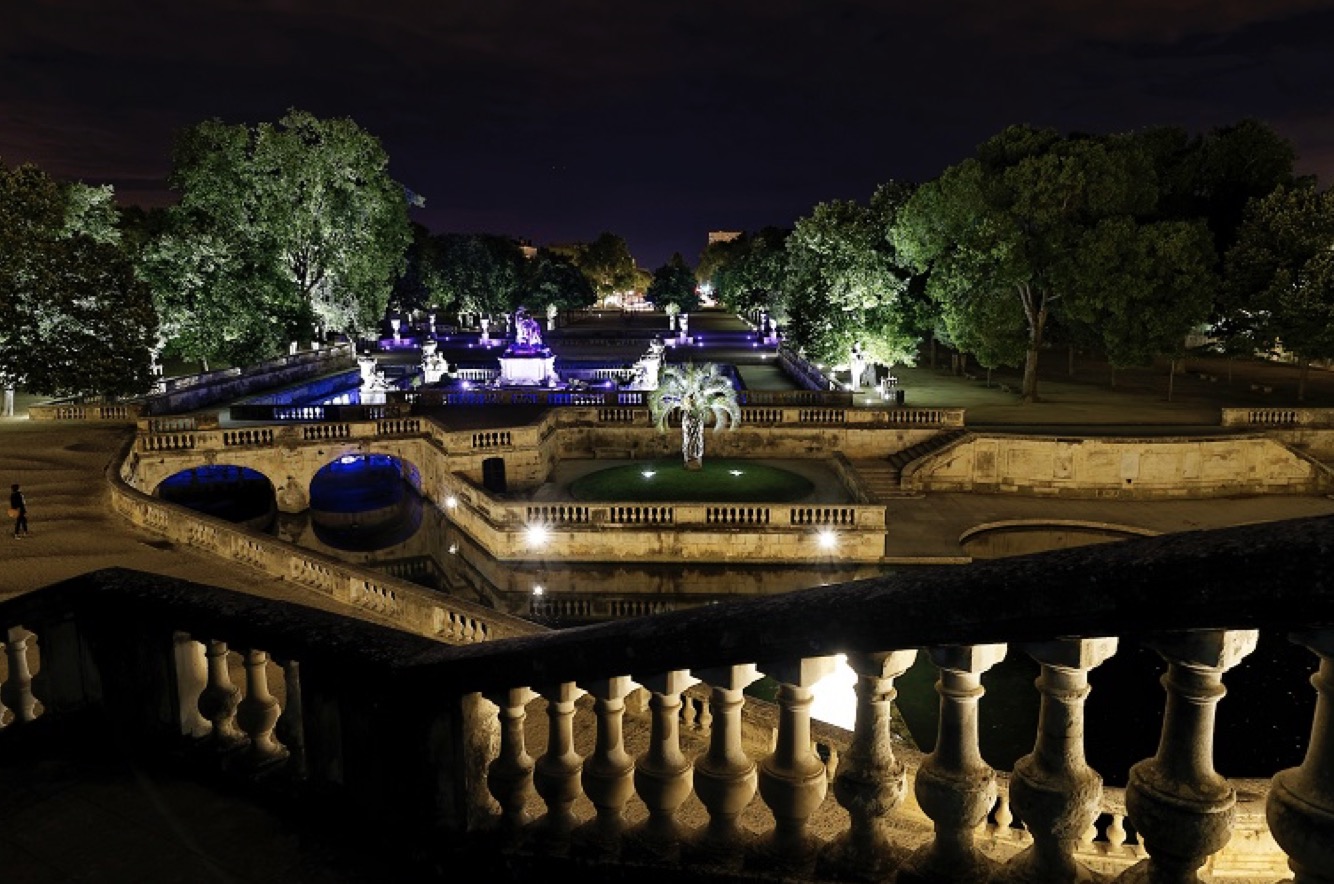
[1167,357,1176,402]
[929,336,937,370]
[1299,358,1310,402]
[985,367,992,388]
[1109,364,1117,389]
[1021,346,1041,402]
[682,412,704,470]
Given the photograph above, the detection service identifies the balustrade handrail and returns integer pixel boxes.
[399,513,1334,692]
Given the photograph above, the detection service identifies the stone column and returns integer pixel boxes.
[273,656,308,780]
[484,687,536,835]
[899,643,1007,884]
[1,626,39,725]
[1267,628,1334,884]
[998,637,1118,884]
[1118,629,1257,884]
[753,656,838,878]
[576,675,636,859]
[235,649,288,771]
[688,663,763,872]
[819,649,919,881]
[196,639,246,752]
[630,669,698,862]
[532,681,585,853]
[172,631,210,739]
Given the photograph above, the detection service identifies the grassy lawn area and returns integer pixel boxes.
[569,458,814,502]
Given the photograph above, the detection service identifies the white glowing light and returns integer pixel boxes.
[729,470,743,476]
[818,528,837,550]
[641,470,656,479]
[445,495,458,509]
[339,455,359,465]
[533,585,545,596]
[527,524,549,545]
[810,654,857,729]
[448,543,458,555]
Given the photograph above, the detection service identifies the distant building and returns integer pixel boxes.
[708,230,742,245]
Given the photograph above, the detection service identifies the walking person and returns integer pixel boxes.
[10,483,28,538]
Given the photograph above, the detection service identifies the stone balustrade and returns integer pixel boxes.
[1220,407,1334,427]
[2,515,1329,881]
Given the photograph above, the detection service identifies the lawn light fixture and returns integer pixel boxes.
[527,524,550,545]
[533,584,545,596]
[641,470,656,479]
[818,528,837,550]
[729,470,743,476]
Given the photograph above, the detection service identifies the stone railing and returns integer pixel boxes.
[2,516,1329,882]
[1221,407,1334,427]
[28,401,145,421]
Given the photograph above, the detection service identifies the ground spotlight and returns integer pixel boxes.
[526,524,550,545]
[818,528,837,550]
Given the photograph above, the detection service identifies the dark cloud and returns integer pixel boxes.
[3,1,1331,268]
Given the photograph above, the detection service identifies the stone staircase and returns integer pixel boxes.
[850,429,969,501]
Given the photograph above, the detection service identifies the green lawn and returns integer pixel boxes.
[569,458,814,502]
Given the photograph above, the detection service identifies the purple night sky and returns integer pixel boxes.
[3,1,1333,269]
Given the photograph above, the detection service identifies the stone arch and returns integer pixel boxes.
[154,464,278,529]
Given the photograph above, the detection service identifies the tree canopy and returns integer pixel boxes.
[647,253,700,313]
[0,160,156,397]
[574,232,640,302]
[164,109,412,347]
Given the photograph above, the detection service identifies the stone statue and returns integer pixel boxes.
[513,307,545,350]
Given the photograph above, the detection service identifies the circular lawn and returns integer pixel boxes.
[568,458,814,503]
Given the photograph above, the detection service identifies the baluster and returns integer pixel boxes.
[1106,812,1129,853]
[753,655,837,878]
[688,663,764,872]
[234,649,288,771]
[899,642,1007,884]
[997,636,1117,883]
[532,682,585,854]
[484,687,537,835]
[1,626,39,725]
[1118,629,1257,884]
[196,639,246,751]
[1267,628,1334,884]
[273,656,308,780]
[628,670,698,862]
[575,676,636,859]
[172,631,210,738]
[818,649,918,881]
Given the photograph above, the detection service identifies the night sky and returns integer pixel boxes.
[4,1,1333,270]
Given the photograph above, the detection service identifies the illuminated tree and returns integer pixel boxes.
[0,160,156,397]
[1225,184,1334,400]
[168,109,412,341]
[648,362,741,470]
[647,253,699,313]
[575,232,639,303]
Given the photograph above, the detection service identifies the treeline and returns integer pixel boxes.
[698,121,1334,402]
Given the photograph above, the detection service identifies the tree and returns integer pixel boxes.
[520,248,596,317]
[784,183,919,376]
[1225,184,1334,400]
[428,232,525,319]
[648,362,741,470]
[0,160,156,398]
[710,227,790,319]
[893,126,1162,402]
[575,232,639,303]
[168,108,412,341]
[646,253,699,313]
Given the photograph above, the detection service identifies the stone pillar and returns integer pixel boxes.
[628,670,698,862]
[899,643,1007,884]
[1118,629,1257,884]
[1,626,39,725]
[1267,628,1334,884]
[753,655,838,878]
[688,663,763,872]
[575,675,636,859]
[998,637,1118,884]
[532,681,585,853]
[196,639,246,752]
[484,687,537,836]
[273,656,308,781]
[235,649,288,771]
[172,631,210,739]
[819,649,919,881]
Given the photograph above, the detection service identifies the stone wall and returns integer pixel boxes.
[905,433,1326,498]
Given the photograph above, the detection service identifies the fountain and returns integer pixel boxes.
[497,306,558,387]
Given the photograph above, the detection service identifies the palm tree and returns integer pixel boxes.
[648,362,741,470]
